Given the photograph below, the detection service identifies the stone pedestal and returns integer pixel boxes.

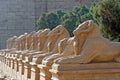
[13,59,18,79]
[4,57,7,75]
[50,62,120,80]
[30,62,40,80]
[4,57,7,74]
[10,59,15,78]
[18,60,24,80]
[13,58,19,72]
[24,61,31,80]
[12,59,17,79]
[39,64,52,80]
[5,58,12,77]
[1,56,5,70]
[8,58,12,77]
[6,58,11,76]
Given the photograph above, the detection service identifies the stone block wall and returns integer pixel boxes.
[0,0,99,49]
[0,0,36,49]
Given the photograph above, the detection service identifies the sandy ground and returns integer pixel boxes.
[0,66,10,80]
[0,62,15,80]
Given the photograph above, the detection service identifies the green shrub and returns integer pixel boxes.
[91,0,120,41]
[37,10,66,30]
[37,5,93,36]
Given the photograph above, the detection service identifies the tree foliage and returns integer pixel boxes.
[37,10,66,30]
[37,5,93,36]
[60,12,78,36]
[91,0,120,41]
[60,5,93,36]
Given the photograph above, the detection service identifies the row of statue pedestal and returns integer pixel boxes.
[1,53,120,80]
[0,20,120,80]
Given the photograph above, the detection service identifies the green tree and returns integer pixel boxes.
[91,0,120,41]
[61,5,93,36]
[36,13,47,30]
[37,10,66,30]
[45,12,59,29]
[37,5,93,36]
[56,10,66,19]
[61,12,78,36]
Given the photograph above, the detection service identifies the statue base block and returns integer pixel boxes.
[50,62,120,80]
[38,64,51,80]
[24,61,31,80]
[30,62,40,80]
[18,60,24,75]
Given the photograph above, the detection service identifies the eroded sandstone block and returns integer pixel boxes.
[50,63,120,80]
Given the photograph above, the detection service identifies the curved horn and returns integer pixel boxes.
[79,20,94,34]
[39,29,50,36]
[55,25,64,35]
[47,25,64,36]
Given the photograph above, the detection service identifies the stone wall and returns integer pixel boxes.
[0,0,36,49]
[0,0,99,49]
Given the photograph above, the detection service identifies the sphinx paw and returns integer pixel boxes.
[54,58,70,64]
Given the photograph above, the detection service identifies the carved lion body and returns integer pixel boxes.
[42,25,88,65]
[55,20,120,64]
[32,25,70,64]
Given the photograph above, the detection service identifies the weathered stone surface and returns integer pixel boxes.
[29,25,69,80]
[3,19,120,80]
[32,25,70,64]
[49,20,120,80]
[54,20,120,64]
[50,63,120,80]
[40,21,89,80]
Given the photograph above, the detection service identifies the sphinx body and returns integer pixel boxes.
[32,25,70,64]
[6,36,17,49]
[42,23,88,66]
[54,20,120,64]
[0,36,17,57]
[18,29,50,61]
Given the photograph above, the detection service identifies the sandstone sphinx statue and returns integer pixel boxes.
[54,20,120,64]
[4,32,36,62]
[18,30,45,60]
[28,30,42,51]
[19,29,50,62]
[6,36,17,49]
[31,25,70,64]
[25,31,36,50]
[23,29,50,55]
[0,34,23,61]
[7,33,28,59]
[13,33,28,51]
[42,23,88,66]
[36,29,50,51]
[0,36,17,57]
[40,21,96,80]
[19,33,28,51]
